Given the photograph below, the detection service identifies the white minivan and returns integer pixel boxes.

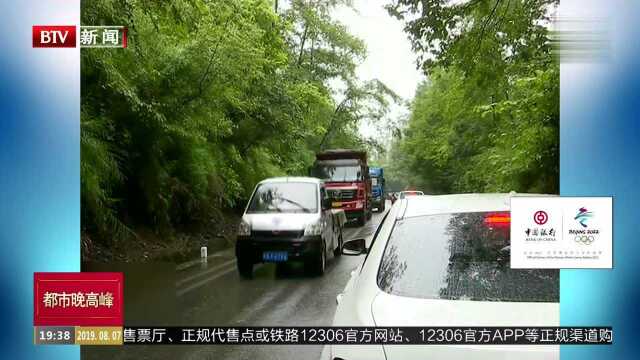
[235,177,345,278]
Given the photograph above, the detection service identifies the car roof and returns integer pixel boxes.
[258,176,322,185]
[398,193,553,218]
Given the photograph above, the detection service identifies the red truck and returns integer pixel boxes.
[310,149,372,226]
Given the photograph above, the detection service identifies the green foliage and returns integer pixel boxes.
[81,111,132,241]
[469,65,559,193]
[385,0,559,194]
[81,0,395,240]
[386,0,557,75]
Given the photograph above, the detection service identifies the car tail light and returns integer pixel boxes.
[484,212,511,228]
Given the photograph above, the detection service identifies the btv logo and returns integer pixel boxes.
[33,25,76,48]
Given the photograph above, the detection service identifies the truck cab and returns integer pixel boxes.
[369,167,385,212]
[310,149,372,226]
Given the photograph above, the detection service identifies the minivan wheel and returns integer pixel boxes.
[237,258,253,279]
[333,230,343,257]
[306,244,326,276]
[319,246,326,275]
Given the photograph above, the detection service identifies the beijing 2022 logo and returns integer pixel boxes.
[574,207,593,228]
[573,207,596,245]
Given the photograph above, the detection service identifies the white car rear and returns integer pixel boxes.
[330,193,559,360]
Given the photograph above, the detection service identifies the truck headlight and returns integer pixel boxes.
[238,219,251,236]
[304,220,322,236]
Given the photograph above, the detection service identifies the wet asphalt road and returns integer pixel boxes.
[84,204,389,360]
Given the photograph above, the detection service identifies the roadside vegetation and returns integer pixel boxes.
[81,0,397,259]
[383,0,559,194]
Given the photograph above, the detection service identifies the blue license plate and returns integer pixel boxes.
[262,251,288,262]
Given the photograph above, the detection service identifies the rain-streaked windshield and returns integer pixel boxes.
[377,212,559,302]
[247,182,317,214]
[312,163,362,182]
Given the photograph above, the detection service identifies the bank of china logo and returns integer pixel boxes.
[533,210,548,225]
[574,207,593,228]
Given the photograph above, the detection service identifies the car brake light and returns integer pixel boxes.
[484,212,511,227]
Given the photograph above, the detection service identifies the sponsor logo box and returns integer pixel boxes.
[511,197,612,269]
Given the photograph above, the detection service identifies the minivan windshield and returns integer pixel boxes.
[377,212,559,302]
[247,182,318,214]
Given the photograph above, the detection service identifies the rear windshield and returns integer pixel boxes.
[377,212,559,302]
[247,182,317,214]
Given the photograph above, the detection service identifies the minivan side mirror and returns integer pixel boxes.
[342,238,367,256]
[321,197,331,211]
